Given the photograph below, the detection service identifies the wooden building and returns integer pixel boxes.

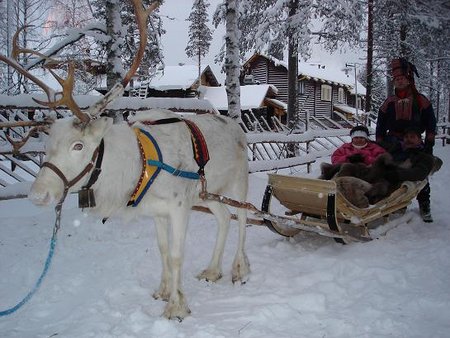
[130,64,220,98]
[199,84,285,129]
[242,54,365,121]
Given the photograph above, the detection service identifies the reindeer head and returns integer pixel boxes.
[0,0,159,206]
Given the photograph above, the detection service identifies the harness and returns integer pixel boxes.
[127,118,210,207]
[42,140,104,208]
[41,118,209,209]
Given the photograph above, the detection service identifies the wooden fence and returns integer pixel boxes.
[1,99,449,199]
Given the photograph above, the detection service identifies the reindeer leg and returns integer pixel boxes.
[163,207,191,320]
[153,216,171,301]
[232,205,250,284]
[197,201,231,282]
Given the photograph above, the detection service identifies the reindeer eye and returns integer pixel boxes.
[72,142,84,151]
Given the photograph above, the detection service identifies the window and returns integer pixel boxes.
[321,84,331,101]
[298,80,305,95]
[338,87,345,103]
[356,96,362,109]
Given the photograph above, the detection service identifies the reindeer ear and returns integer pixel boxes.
[85,117,113,140]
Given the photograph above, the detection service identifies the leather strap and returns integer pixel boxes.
[82,139,104,190]
[41,144,100,190]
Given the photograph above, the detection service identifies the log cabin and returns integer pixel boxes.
[242,54,366,123]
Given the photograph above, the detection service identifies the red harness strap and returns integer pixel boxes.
[183,119,210,176]
[134,117,210,176]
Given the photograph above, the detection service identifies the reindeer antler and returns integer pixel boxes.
[1,1,159,123]
[0,26,90,123]
[0,54,54,103]
[12,26,51,62]
[87,0,160,117]
[121,0,159,88]
[4,126,47,155]
[0,119,53,129]
[33,62,90,123]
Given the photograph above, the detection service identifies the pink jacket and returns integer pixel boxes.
[331,142,386,165]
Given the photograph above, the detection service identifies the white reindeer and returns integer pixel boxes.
[2,0,250,321]
[29,109,250,320]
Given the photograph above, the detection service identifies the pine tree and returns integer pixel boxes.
[185,0,212,89]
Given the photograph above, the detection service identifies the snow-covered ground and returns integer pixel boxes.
[0,145,449,338]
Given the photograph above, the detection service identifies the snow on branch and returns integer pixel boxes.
[25,23,107,70]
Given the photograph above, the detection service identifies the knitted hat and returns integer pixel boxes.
[391,58,419,83]
[350,125,369,139]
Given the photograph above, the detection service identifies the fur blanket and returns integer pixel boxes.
[319,152,443,208]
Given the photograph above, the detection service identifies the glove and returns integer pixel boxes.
[347,153,365,164]
[384,168,400,184]
[424,140,434,155]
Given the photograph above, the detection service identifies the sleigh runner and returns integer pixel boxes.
[258,174,428,243]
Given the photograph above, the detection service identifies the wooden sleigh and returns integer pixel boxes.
[259,174,428,243]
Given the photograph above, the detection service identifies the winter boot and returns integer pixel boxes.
[419,202,433,223]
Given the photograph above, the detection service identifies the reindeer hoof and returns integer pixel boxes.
[163,302,191,321]
[232,254,250,284]
[196,269,223,282]
[153,289,170,302]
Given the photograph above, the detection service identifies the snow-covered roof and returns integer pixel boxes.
[199,84,278,111]
[148,64,217,91]
[298,63,366,96]
[265,97,287,110]
[334,103,363,117]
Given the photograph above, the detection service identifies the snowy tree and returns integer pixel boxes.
[90,0,165,89]
[43,0,100,94]
[105,0,124,89]
[1,0,165,96]
[236,0,364,60]
[0,0,52,94]
[372,0,449,118]
[121,0,165,79]
[224,0,241,120]
[214,0,241,120]
[358,65,386,115]
[365,0,375,113]
[185,0,213,89]
[214,0,365,125]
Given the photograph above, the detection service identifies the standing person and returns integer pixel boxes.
[331,125,386,165]
[376,58,437,222]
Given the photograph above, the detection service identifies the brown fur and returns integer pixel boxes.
[335,177,372,208]
[319,153,443,208]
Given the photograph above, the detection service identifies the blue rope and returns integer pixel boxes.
[147,159,200,179]
[0,219,59,316]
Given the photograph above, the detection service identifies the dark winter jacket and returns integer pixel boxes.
[376,89,437,154]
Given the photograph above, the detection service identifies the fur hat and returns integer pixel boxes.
[350,125,369,139]
[391,58,419,82]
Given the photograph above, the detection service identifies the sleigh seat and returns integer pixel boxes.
[261,174,428,243]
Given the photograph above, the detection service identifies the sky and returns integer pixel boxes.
[158,0,364,85]
[0,143,449,337]
[159,0,225,78]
